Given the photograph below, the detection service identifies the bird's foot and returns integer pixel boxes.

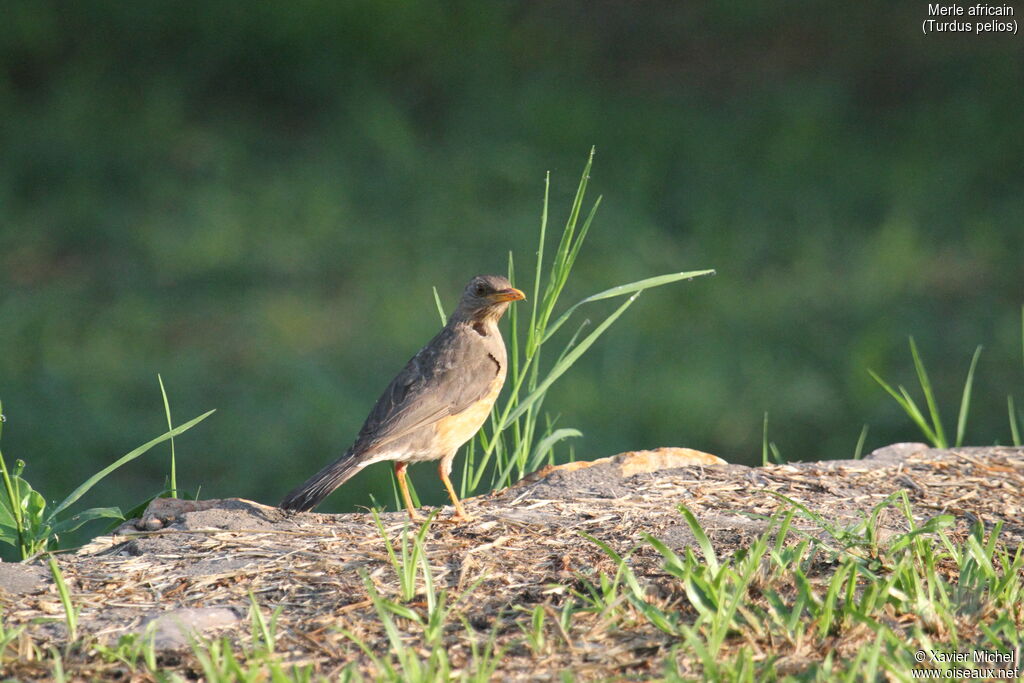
[445,508,475,523]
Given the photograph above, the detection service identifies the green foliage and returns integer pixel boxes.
[248,590,282,656]
[760,412,785,466]
[458,152,714,496]
[340,570,453,682]
[589,497,1022,681]
[91,626,159,672]
[158,374,178,498]
[0,614,27,667]
[869,338,983,448]
[370,507,436,603]
[0,397,214,560]
[46,554,79,644]
[187,595,314,683]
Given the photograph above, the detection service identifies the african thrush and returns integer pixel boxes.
[280,275,525,521]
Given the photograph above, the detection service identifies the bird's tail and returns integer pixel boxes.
[280,451,365,512]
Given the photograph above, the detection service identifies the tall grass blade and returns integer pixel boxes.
[493,426,582,488]
[908,337,947,447]
[505,293,640,426]
[432,286,447,326]
[543,270,715,343]
[868,369,939,445]
[461,152,714,497]
[562,197,601,282]
[527,428,582,472]
[157,374,177,498]
[50,410,215,519]
[1009,396,1021,447]
[955,346,982,447]
[853,424,869,460]
[762,413,769,467]
[47,554,78,642]
[526,173,550,362]
[679,505,719,575]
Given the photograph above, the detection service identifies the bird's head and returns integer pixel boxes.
[454,275,526,323]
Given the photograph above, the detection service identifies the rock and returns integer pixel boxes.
[126,497,284,533]
[612,447,726,475]
[865,442,930,462]
[139,606,244,650]
[514,446,725,488]
[0,563,50,595]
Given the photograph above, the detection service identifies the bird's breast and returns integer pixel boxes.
[433,361,506,454]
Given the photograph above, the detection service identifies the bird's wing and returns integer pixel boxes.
[351,326,501,455]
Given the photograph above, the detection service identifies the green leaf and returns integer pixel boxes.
[49,410,215,521]
[432,286,447,326]
[909,337,947,448]
[543,270,716,343]
[679,505,719,576]
[853,424,869,460]
[51,506,124,536]
[643,534,687,580]
[1009,395,1021,447]
[506,294,641,425]
[868,369,939,446]
[888,515,955,554]
[525,428,582,473]
[955,345,982,447]
[158,374,178,499]
[0,472,48,550]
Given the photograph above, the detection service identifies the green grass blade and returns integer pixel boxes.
[562,196,601,279]
[525,428,582,474]
[853,424,868,460]
[157,374,177,498]
[543,270,715,343]
[49,410,215,520]
[50,507,123,536]
[432,286,447,326]
[678,505,719,576]
[868,369,938,445]
[762,412,769,467]
[505,293,640,425]
[1009,395,1021,447]
[908,337,947,447]
[954,345,982,447]
[524,173,550,363]
[47,554,78,642]
[248,591,274,654]
[531,172,549,336]
[539,149,593,326]
[581,532,645,600]
[887,515,955,554]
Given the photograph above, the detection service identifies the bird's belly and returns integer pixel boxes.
[433,369,505,454]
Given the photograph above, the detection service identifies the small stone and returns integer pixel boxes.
[139,606,244,650]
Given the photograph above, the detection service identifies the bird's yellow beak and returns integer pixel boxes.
[488,287,526,303]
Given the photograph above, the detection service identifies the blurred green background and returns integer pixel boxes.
[2,2,1022,527]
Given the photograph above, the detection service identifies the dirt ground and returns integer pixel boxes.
[2,443,1023,680]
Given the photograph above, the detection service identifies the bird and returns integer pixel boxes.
[280,274,525,521]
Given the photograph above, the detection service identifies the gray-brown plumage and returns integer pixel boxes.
[280,275,525,520]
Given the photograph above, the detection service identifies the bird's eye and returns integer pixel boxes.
[474,284,487,296]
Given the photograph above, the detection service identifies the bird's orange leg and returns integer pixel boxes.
[394,462,424,522]
[438,459,473,522]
